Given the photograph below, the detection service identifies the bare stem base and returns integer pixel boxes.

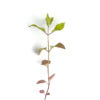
[44,32,50,100]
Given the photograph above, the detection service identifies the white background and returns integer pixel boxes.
[0,0,100,100]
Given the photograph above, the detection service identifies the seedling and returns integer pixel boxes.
[29,14,66,100]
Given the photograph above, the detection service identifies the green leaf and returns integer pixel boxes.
[55,43,65,49]
[38,47,47,55]
[50,45,54,50]
[45,14,54,26]
[52,23,65,32]
[29,24,45,32]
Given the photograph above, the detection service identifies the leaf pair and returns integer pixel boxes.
[37,74,55,84]
[29,14,53,33]
[39,90,50,95]
[38,43,65,55]
[29,14,65,34]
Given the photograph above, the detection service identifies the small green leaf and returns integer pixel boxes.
[52,23,65,32]
[38,47,47,55]
[29,24,45,32]
[50,45,54,50]
[45,14,54,26]
[55,43,65,49]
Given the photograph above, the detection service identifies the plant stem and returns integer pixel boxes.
[44,27,50,100]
